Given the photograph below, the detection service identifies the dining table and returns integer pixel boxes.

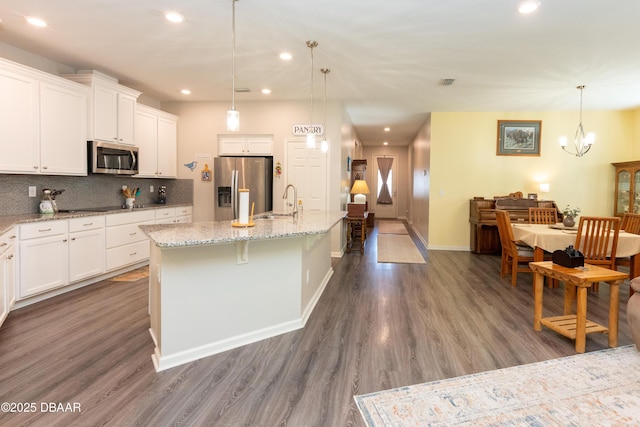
[512,223,640,279]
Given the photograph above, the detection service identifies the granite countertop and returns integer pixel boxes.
[0,204,192,236]
[139,210,347,248]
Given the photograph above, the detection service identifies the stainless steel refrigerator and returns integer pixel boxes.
[214,157,273,221]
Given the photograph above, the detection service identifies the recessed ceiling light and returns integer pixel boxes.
[384,127,390,132]
[180,89,191,95]
[26,16,47,27]
[383,141,389,146]
[261,88,272,95]
[518,1,541,14]
[279,52,292,61]
[165,11,184,23]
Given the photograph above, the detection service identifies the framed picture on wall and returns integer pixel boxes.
[496,120,541,156]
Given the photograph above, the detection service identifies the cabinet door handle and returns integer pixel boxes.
[129,252,137,256]
[63,239,68,242]
[10,235,16,239]
[0,243,6,247]
[7,254,13,260]
[39,228,52,232]
[129,232,137,236]
[83,223,94,226]
[42,165,48,169]
[71,237,76,241]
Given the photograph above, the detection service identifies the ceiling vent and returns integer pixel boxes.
[235,87,250,92]
[438,78,455,86]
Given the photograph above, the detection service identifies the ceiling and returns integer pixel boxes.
[1,0,639,146]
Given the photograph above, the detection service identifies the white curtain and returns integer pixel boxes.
[377,157,393,204]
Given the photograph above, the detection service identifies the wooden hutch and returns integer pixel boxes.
[612,160,640,217]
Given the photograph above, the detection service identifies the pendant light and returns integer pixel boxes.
[559,85,595,157]
[226,0,240,132]
[306,41,318,148]
[320,68,330,153]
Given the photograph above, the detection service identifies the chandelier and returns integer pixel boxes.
[559,85,595,157]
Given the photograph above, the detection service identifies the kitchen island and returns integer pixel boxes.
[139,210,346,371]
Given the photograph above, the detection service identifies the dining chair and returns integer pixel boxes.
[574,216,621,292]
[495,210,535,286]
[622,212,640,234]
[528,207,558,224]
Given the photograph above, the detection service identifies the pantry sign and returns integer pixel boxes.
[292,124,323,136]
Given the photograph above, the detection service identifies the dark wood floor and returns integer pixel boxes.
[0,221,634,426]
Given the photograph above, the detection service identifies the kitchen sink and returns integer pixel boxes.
[256,214,294,220]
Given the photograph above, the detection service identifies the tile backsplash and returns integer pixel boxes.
[0,174,193,215]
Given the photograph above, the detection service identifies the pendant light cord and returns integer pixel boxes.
[231,0,237,110]
[310,44,314,126]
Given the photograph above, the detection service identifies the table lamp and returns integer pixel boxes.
[350,180,370,204]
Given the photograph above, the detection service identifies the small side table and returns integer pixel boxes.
[346,213,368,254]
[530,261,628,353]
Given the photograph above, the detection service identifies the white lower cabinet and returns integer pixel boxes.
[19,217,106,299]
[19,221,69,298]
[106,210,155,271]
[68,216,105,283]
[8,206,191,309]
[0,228,17,327]
[155,206,193,224]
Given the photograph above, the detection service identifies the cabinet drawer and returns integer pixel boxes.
[106,240,149,271]
[20,220,67,240]
[106,210,155,226]
[155,208,175,220]
[175,206,192,217]
[68,215,105,232]
[0,228,17,252]
[106,221,153,248]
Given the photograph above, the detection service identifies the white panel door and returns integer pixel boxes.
[286,140,327,211]
[372,154,398,218]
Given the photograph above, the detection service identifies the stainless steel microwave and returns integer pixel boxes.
[89,141,139,175]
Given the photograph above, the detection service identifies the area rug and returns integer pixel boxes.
[110,268,149,282]
[355,345,640,426]
[377,234,425,264]
[378,221,409,235]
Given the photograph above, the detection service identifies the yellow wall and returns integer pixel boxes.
[428,110,636,249]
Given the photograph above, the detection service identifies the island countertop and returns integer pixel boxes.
[139,210,346,248]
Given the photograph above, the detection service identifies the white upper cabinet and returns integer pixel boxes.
[218,134,273,156]
[64,71,141,145]
[0,64,39,173]
[40,81,89,175]
[0,57,89,175]
[157,116,177,178]
[135,105,178,178]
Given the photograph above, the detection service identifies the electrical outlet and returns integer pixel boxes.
[150,185,154,193]
[28,186,36,197]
